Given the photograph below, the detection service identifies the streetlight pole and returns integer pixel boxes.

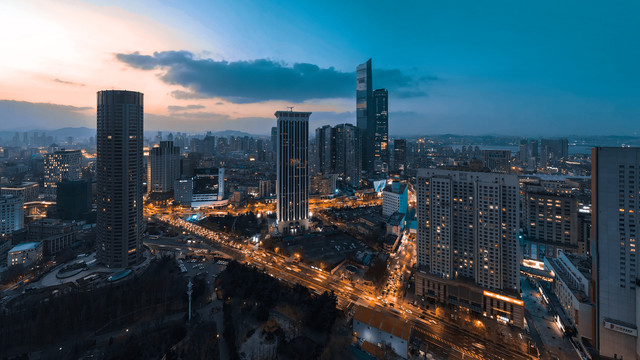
[187,279,193,323]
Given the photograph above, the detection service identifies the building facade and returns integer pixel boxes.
[191,168,225,207]
[592,147,640,359]
[373,88,389,177]
[7,242,43,267]
[96,90,144,268]
[415,169,523,327]
[382,182,408,217]
[481,150,511,173]
[357,59,374,177]
[56,179,92,221]
[540,138,569,167]
[393,139,406,172]
[1,182,39,203]
[148,140,180,195]
[276,110,311,234]
[0,195,24,236]
[43,149,82,199]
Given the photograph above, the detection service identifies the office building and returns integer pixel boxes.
[148,141,180,195]
[373,88,389,176]
[393,139,406,172]
[7,242,43,267]
[43,149,82,199]
[28,218,78,255]
[0,195,24,236]
[518,139,538,167]
[56,179,92,221]
[191,168,225,208]
[592,147,640,359]
[174,178,193,206]
[415,169,523,327]
[540,138,569,167]
[96,90,144,268]
[382,181,408,217]
[1,182,39,203]
[522,180,586,258]
[259,180,272,198]
[357,59,374,177]
[481,150,511,173]
[276,110,311,234]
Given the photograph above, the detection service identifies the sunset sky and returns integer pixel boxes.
[1,0,638,135]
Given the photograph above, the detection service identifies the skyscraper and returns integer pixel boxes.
[315,125,335,175]
[592,147,640,359]
[276,110,311,234]
[540,138,568,167]
[43,149,82,199]
[148,141,180,195]
[415,168,523,327]
[334,123,360,188]
[356,59,373,177]
[373,88,389,176]
[96,90,144,268]
[393,139,406,171]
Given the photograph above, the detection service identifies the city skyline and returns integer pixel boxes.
[1,1,639,136]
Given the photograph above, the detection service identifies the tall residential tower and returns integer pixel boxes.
[96,90,144,268]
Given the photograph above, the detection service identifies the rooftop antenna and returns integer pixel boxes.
[287,106,294,112]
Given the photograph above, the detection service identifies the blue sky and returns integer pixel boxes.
[0,0,638,135]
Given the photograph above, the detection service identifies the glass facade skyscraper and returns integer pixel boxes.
[356,59,373,177]
[373,88,389,176]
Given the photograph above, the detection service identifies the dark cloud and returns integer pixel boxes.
[145,112,274,134]
[54,78,86,86]
[0,100,92,130]
[116,51,431,103]
[168,104,206,112]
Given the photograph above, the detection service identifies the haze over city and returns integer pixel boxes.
[1,0,639,135]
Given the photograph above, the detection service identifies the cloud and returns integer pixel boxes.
[116,51,431,103]
[0,100,92,130]
[53,78,86,87]
[145,112,274,134]
[168,104,206,112]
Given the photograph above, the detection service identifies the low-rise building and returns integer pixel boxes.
[7,241,43,267]
[382,182,408,217]
[28,218,79,255]
[1,181,39,202]
[544,251,594,341]
[353,306,410,359]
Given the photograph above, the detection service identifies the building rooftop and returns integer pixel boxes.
[9,242,41,253]
[353,306,410,340]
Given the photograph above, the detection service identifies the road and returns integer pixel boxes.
[155,213,535,360]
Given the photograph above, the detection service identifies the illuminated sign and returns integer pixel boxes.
[604,320,638,336]
[483,291,524,306]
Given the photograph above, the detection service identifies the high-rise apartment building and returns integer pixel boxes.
[334,123,360,188]
[357,59,374,177]
[276,110,311,234]
[522,180,587,258]
[393,139,406,172]
[592,147,640,359]
[43,149,82,199]
[415,168,523,327]
[315,125,335,175]
[148,141,180,195]
[96,90,144,268]
[373,88,389,176]
[540,138,569,167]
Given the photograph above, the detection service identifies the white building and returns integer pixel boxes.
[0,195,24,236]
[43,149,82,199]
[382,181,408,217]
[592,147,640,359]
[544,251,594,340]
[352,306,410,359]
[7,242,43,267]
